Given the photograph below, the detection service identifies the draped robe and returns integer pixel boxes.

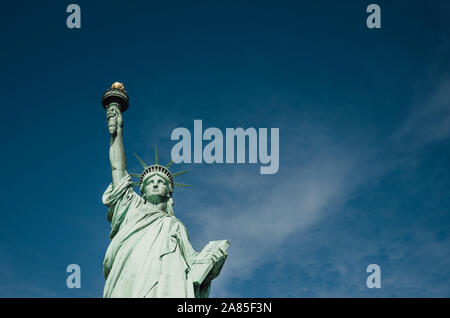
[102,174,210,298]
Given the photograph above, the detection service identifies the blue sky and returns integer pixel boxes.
[0,0,449,297]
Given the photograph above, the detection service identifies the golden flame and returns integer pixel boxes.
[111,82,125,91]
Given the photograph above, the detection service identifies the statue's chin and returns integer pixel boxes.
[145,194,168,205]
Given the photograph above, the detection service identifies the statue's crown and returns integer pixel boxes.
[130,146,191,192]
[140,164,173,185]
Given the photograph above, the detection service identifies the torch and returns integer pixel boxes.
[102,82,129,135]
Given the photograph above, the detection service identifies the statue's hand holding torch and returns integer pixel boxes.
[106,105,123,135]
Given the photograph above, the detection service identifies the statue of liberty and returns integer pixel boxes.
[101,82,229,298]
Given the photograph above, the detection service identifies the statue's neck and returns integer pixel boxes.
[142,194,169,213]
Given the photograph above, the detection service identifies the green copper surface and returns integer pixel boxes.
[101,83,228,298]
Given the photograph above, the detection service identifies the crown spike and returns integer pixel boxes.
[129,173,141,178]
[166,160,174,168]
[172,170,191,178]
[133,152,148,169]
[154,145,159,165]
[174,183,192,188]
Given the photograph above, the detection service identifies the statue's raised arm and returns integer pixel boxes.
[102,82,130,188]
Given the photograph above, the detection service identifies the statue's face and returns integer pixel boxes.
[142,174,169,198]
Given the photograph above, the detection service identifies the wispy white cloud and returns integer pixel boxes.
[182,77,450,297]
[282,219,450,297]
[392,79,450,148]
[185,131,374,296]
